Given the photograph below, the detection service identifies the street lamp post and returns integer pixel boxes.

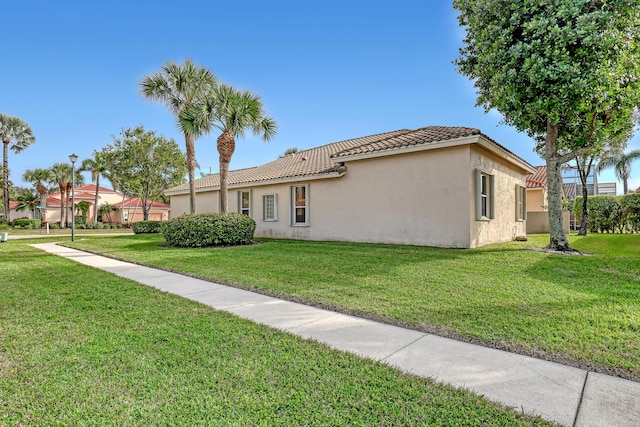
[69,153,78,241]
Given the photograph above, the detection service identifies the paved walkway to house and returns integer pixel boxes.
[6,232,133,240]
[31,242,640,427]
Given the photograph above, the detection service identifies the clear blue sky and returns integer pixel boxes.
[3,1,639,192]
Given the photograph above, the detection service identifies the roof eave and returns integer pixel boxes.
[476,136,537,174]
[165,170,346,196]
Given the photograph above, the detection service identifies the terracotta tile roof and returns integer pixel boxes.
[75,184,117,193]
[166,126,533,195]
[115,197,170,209]
[563,183,576,200]
[330,126,481,158]
[166,129,409,194]
[526,166,547,188]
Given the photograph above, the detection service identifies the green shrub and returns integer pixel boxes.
[586,196,623,233]
[12,218,41,228]
[0,223,9,230]
[75,215,87,225]
[620,193,640,233]
[163,213,256,248]
[132,220,163,234]
[49,223,60,230]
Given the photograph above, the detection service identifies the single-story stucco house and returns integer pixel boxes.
[166,126,537,248]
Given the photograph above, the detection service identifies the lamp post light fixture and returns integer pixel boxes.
[69,153,78,241]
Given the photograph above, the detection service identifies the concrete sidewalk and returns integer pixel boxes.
[32,242,640,426]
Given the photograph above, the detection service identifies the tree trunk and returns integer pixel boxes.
[577,158,593,237]
[142,195,149,221]
[185,133,197,214]
[217,130,236,214]
[544,121,572,251]
[94,176,100,222]
[3,141,9,220]
[65,182,72,227]
[578,183,589,236]
[59,185,66,228]
[623,178,628,195]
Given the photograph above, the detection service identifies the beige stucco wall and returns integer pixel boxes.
[469,146,528,248]
[169,144,531,248]
[527,188,547,212]
[170,191,220,217]
[527,211,570,234]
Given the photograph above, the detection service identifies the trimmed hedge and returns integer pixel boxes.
[132,220,163,234]
[574,193,640,233]
[12,218,41,228]
[163,213,256,247]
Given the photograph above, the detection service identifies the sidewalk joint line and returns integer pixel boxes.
[381,333,430,362]
[572,370,589,427]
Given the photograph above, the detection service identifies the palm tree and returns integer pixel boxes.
[49,163,72,227]
[192,84,277,213]
[48,163,83,227]
[79,151,109,222]
[14,190,38,217]
[0,114,36,219]
[23,168,53,223]
[597,149,640,194]
[138,58,217,214]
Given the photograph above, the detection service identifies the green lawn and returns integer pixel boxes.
[64,232,640,381]
[0,242,551,426]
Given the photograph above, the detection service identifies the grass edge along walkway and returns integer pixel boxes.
[0,242,553,426]
[61,233,640,383]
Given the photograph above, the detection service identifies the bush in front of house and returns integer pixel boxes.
[163,213,256,248]
[12,218,41,228]
[132,220,163,234]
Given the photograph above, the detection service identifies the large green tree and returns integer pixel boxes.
[454,0,640,251]
[189,84,277,213]
[79,151,110,222]
[0,114,35,220]
[102,126,187,221]
[598,149,640,194]
[139,58,217,215]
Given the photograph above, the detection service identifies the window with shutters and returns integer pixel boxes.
[516,185,527,221]
[475,169,494,220]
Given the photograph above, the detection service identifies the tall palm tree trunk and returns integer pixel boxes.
[59,185,66,227]
[65,182,72,227]
[93,177,100,222]
[185,133,197,214]
[217,130,235,214]
[3,142,9,220]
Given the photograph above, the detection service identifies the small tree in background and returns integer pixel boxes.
[103,126,187,221]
